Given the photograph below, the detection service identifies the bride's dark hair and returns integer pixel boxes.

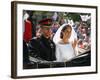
[60,24,72,39]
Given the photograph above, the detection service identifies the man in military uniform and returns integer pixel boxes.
[29,18,56,63]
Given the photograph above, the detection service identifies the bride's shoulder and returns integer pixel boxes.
[54,41,61,46]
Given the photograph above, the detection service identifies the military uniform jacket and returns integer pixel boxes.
[29,36,56,61]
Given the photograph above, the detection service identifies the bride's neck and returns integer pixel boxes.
[61,39,69,44]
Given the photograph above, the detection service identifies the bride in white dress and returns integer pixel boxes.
[53,23,78,62]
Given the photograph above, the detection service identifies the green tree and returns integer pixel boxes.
[66,13,82,22]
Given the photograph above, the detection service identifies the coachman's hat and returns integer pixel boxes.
[39,18,52,26]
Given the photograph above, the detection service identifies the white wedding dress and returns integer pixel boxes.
[53,23,78,62]
[56,43,76,62]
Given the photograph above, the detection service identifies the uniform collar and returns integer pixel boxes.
[41,35,51,41]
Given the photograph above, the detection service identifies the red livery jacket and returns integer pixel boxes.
[24,20,32,43]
